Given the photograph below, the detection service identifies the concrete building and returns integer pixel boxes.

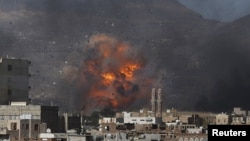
[40,106,59,133]
[99,118,117,133]
[123,112,156,125]
[0,102,59,140]
[100,118,116,124]
[215,113,229,125]
[233,107,246,116]
[0,57,31,105]
[150,88,163,119]
[175,133,207,141]
[39,129,93,141]
[231,116,245,125]
[100,111,158,133]
[188,114,203,128]
[150,87,163,124]
[58,113,82,133]
[230,107,247,125]
[156,88,162,118]
[151,88,156,117]
[246,116,250,125]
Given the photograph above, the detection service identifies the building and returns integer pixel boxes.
[123,112,156,125]
[40,106,59,133]
[188,114,203,128]
[39,129,93,141]
[151,88,163,122]
[231,116,245,125]
[0,57,31,105]
[0,102,59,140]
[215,113,229,125]
[97,87,212,141]
[58,113,82,133]
[230,107,247,125]
[175,133,208,141]
[246,115,250,125]
[99,118,117,133]
[233,107,246,116]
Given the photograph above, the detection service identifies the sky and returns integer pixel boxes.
[178,0,250,22]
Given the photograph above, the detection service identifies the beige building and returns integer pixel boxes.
[246,116,250,125]
[0,102,58,140]
[215,113,229,125]
[233,107,246,116]
[231,116,244,125]
[0,102,44,140]
[175,133,207,141]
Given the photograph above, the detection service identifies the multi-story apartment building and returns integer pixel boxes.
[0,57,31,104]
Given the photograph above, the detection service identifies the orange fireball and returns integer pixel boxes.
[73,33,152,112]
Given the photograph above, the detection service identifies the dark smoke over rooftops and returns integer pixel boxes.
[193,21,250,112]
[1,0,250,113]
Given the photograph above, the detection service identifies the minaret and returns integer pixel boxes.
[156,88,162,118]
[151,88,156,117]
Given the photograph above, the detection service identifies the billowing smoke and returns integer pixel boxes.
[3,0,250,114]
[61,33,157,114]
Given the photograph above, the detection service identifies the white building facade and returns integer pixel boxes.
[123,112,156,124]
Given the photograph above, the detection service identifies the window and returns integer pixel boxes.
[11,123,17,130]
[26,124,29,130]
[8,65,12,71]
[7,77,11,83]
[34,124,39,131]
[8,89,12,96]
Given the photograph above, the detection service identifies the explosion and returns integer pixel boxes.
[62,33,155,113]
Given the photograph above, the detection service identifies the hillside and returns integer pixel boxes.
[191,15,250,112]
[2,0,245,113]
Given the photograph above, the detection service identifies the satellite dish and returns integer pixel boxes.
[46,128,51,133]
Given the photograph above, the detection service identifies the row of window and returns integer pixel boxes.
[178,137,207,141]
[131,119,153,122]
[8,65,12,71]
[0,115,40,120]
[10,122,39,131]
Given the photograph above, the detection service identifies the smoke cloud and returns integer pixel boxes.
[60,33,159,114]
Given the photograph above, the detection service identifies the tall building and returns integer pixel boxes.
[0,57,31,104]
[151,88,163,119]
[151,88,156,117]
[156,88,162,118]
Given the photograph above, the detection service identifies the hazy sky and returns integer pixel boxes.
[178,0,250,22]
